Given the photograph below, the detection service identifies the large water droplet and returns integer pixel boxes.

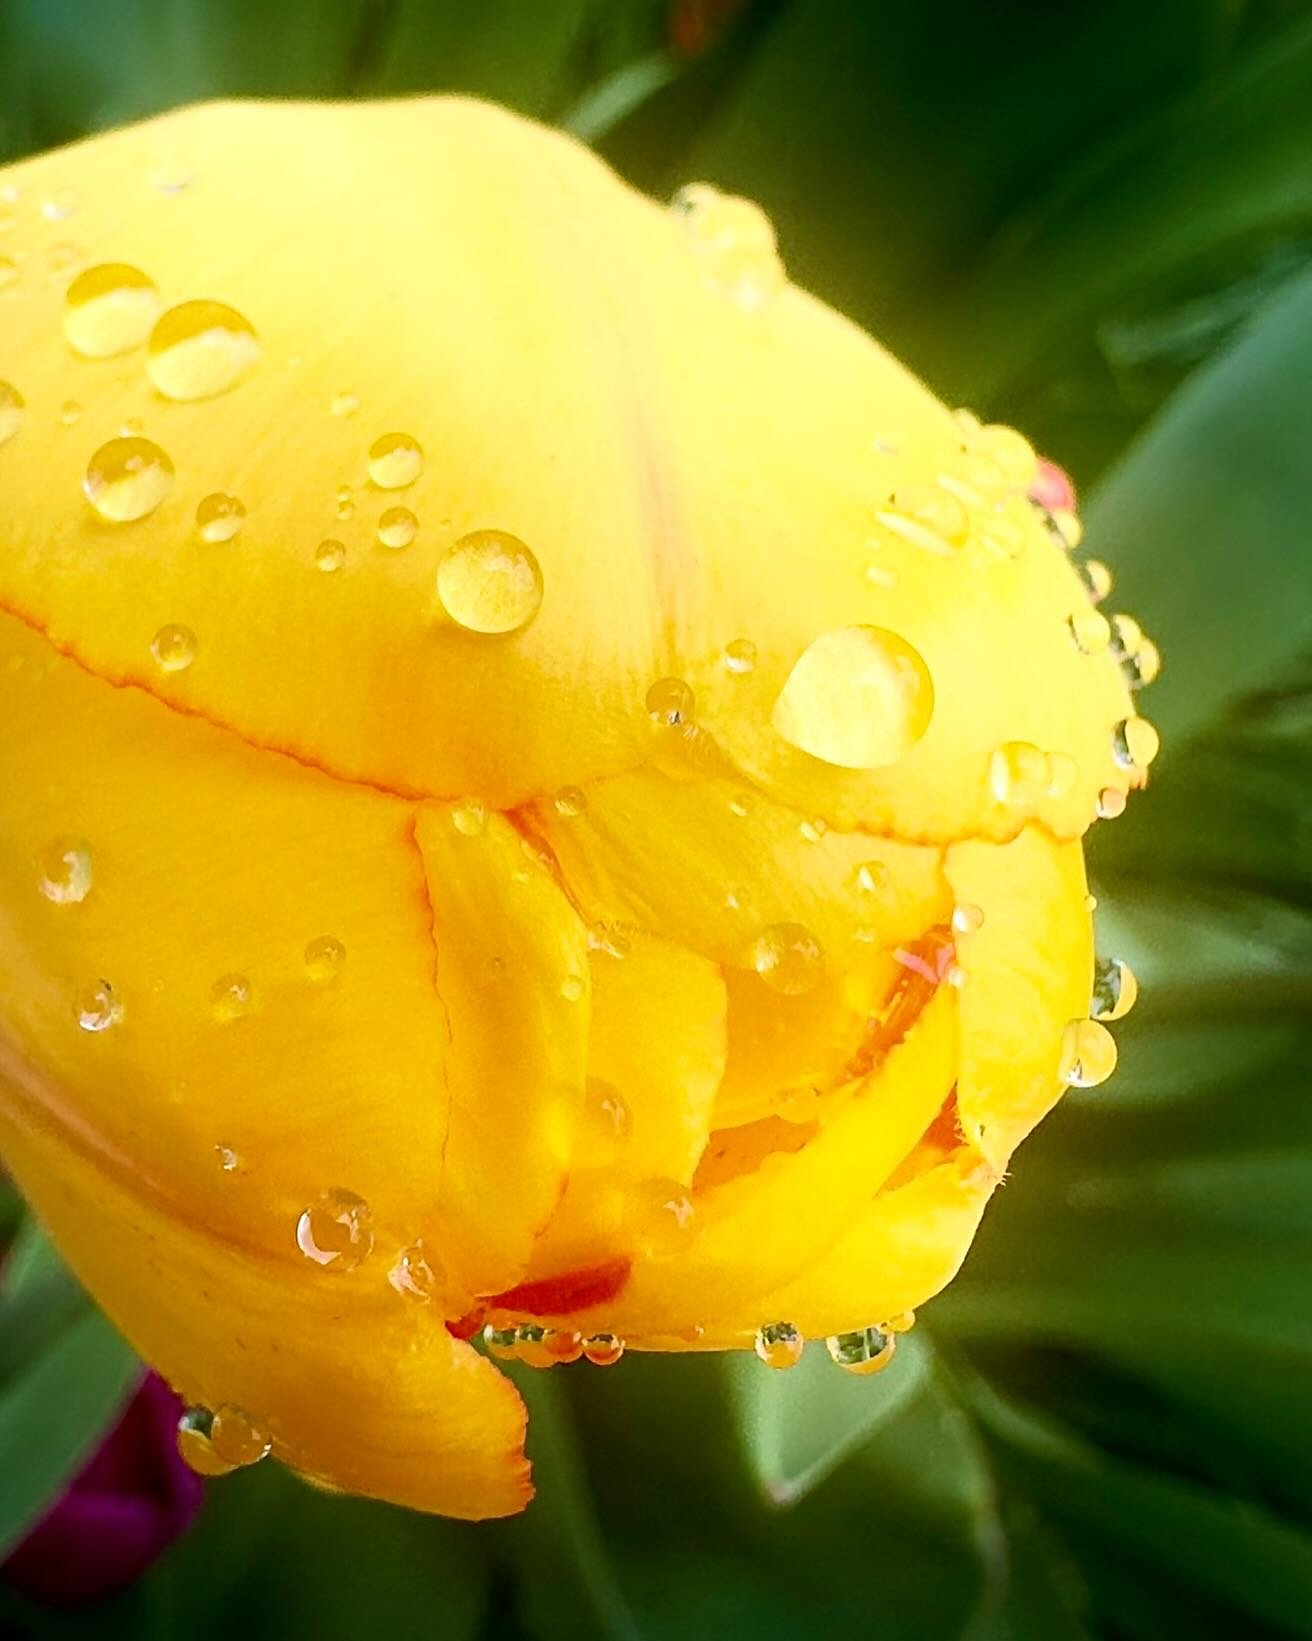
[755,1320,804,1370]
[84,436,174,522]
[377,506,417,549]
[825,1327,895,1375]
[1059,1018,1118,1087]
[210,1404,272,1468]
[367,432,423,490]
[63,263,160,358]
[176,1407,236,1477]
[40,838,93,905]
[436,529,543,634]
[1112,716,1160,772]
[196,492,245,542]
[295,1189,373,1271]
[0,382,26,447]
[751,922,824,995]
[482,1323,519,1361]
[76,979,121,1033]
[151,624,197,673]
[582,1333,625,1367]
[1091,956,1138,1023]
[772,626,933,770]
[147,300,260,400]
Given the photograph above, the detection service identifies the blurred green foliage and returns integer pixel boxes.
[1,2,1310,1637]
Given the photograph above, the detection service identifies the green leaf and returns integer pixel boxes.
[0,1240,140,1558]
[0,1214,89,1382]
[722,1329,930,1506]
[1079,264,1312,744]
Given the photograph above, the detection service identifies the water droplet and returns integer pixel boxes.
[0,382,26,447]
[196,492,245,543]
[176,1407,236,1477]
[1080,559,1112,603]
[211,973,252,1021]
[40,838,93,905]
[84,436,174,522]
[1091,956,1138,1023]
[435,529,542,635]
[672,182,784,310]
[635,1178,696,1256]
[976,424,1037,487]
[58,399,83,427]
[330,391,359,417]
[724,638,757,674]
[208,1404,271,1468]
[773,626,933,770]
[583,1333,625,1367]
[151,623,197,673]
[543,1329,586,1365]
[798,818,826,844]
[560,974,585,1003]
[367,432,423,490]
[377,506,417,549]
[335,485,355,522]
[751,922,824,995]
[755,1320,804,1370]
[483,1324,519,1361]
[1068,608,1111,655]
[875,484,968,555]
[216,1144,242,1173]
[853,860,890,896]
[313,539,345,574]
[989,741,1049,807]
[646,677,694,725]
[147,300,261,400]
[1112,716,1160,773]
[1060,1018,1118,1088]
[388,1241,439,1302]
[977,513,1026,560]
[1125,638,1162,690]
[553,786,587,819]
[150,162,192,195]
[1097,786,1128,820]
[296,1189,373,1271]
[578,1077,631,1164]
[76,979,121,1033]
[825,1327,895,1375]
[951,903,984,935]
[63,263,161,358]
[451,799,487,837]
[41,189,79,221]
[304,935,345,982]
[1045,750,1078,799]
[513,1325,557,1370]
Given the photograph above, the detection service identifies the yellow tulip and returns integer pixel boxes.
[0,98,1156,1518]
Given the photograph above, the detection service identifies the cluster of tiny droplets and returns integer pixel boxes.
[2,170,1164,1429]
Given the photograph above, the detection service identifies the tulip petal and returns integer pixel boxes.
[412,804,591,1295]
[0,1095,530,1520]
[946,826,1094,1171]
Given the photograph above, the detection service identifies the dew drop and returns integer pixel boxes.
[451,799,487,837]
[1045,750,1079,799]
[578,1077,631,1164]
[1112,715,1160,772]
[147,300,261,400]
[514,1325,557,1370]
[388,1240,440,1302]
[84,436,174,522]
[879,482,970,552]
[755,1320,804,1371]
[40,838,93,905]
[176,1407,236,1477]
[330,391,359,417]
[304,935,346,982]
[976,424,1037,487]
[1060,1018,1118,1088]
[773,626,933,770]
[215,1144,242,1174]
[951,903,984,935]
[672,182,784,311]
[204,1405,271,1469]
[1080,559,1113,603]
[552,785,587,819]
[58,399,84,427]
[151,623,197,673]
[582,1333,625,1367]
[196,492,245,543]
[295,1189,373,1271]
[988,741,1049,807]
[367,432,423,490]
[751,922,824,996]
[1097,786,1128,820]
[853,860,891,896]
[646,677,694,725]
[1091,956,1138,1023]
[210,973,252,1022]
[0,382,26,447]
[377,505,417,549]
[63,263,161,358]
[482,1324,519,1361]
[826,1327,895,1375]
[1068,608,1111,655]
[436,529,543,634]
[335,485,355,522]
[724,637,757,674]
[977,513,1026,560]
[635,1178,696,1256]
[41,188,79,221]
[150,162,192,195]
[560,974,585,1003]
[315,539,346,573]
[1125,638,1162,690]
[75,979,121,1033]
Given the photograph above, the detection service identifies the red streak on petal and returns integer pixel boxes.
[444,1306,486,1341]
[846,927,954,1081]
[490,1257,632,1318]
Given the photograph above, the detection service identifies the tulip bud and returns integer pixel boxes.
[0,99,1154,1518]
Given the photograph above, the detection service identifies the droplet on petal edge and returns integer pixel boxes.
[1091,956,1138,1023]
[755,1321,805,1370]
[825,1327,895,1375]
[1059,1018,1118,1088]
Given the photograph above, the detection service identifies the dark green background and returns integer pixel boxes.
[1,2,1310,1636]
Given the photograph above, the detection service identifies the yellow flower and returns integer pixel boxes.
[0,99,1155,1517]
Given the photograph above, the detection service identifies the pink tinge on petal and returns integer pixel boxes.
[1029,458,1077,513]
[2,1372,205,1607]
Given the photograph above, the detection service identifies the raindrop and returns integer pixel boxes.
[579,1078,631,1163]
[1060,1018,1118,1088]
[40,838,93,905]
[44,243,85,280]
[436,529,542,634]
[147,300,261,400]
[211,973,252,1021]
[976,424,1037,486]
[1068,608,1111,655]
[951,903,984,935]
[1079,559,1113,603]
[176,1407,236,1477]
[826,1327,895,1375]
[1112,716,1161,772]
[559,974,585,1003]
[514,1325,556,1370]
[388,1241,439,1302]
[315,539,346,573]
[58,400,83,427]
[151,623,197,673]
[367,432,423,490]
[451,799,487,837]
[646,677,694,725]
[552,786,587,819]
[636,1178,696,1256]
[1091,956,1138,1023]
[853,860,891,896]
[988,741,1049,807]
[76,979,121,1033]
[1045,750,1078,799]
[304,935,346,982]
[84,436,174,522]
[63,263,161,358]
[1097,787,1128,820]
[335,485,355,522]
[210,1404,272,1468]
[1124,638,1162,690]
[295,1188,373,1271]
[41,189,79,221]
[482,1324,519,1361]
[724,638,757,674]
[330,391,359,417]
[875,484,965,555]
[215,1144,242,1174]
[583,1333,625,1367]
[196,492,245,542]
[755,1320,804,1371]
[377,505,417,549]
[751,922,824,995]
[672,182,784,311]
[0,381,26,447]
[772,626,933,769]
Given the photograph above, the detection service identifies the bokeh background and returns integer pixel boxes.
[2,2,1311,1636]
